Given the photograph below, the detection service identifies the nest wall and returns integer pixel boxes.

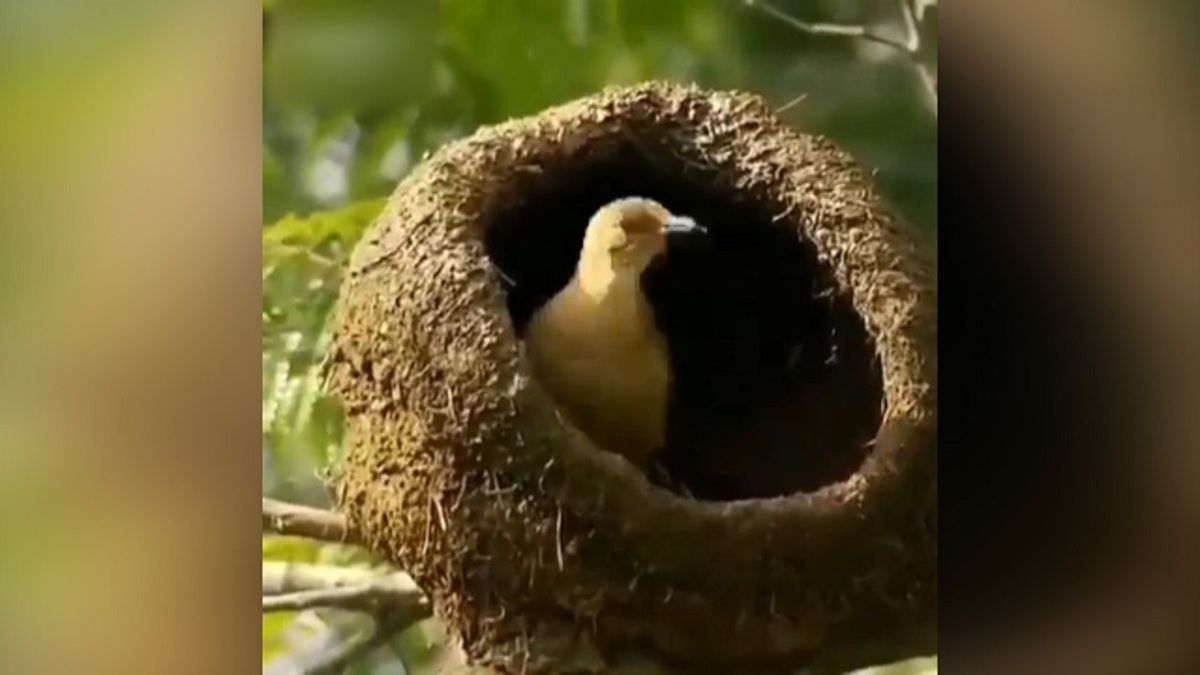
[326,81,937,673]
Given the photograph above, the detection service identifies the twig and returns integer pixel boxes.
[896,0,923,53]
[775,92,809,115]
[914,59,938,115]
[263,497,358,544]
[743,0,915,54]
[742,0,937,115]
[263,562,426,606]
[264,584,390,612]
[896,0,938,113]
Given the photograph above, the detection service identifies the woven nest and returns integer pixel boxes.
[326,81,937,674]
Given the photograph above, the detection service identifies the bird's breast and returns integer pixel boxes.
[541,343,669,462]
[523,286,670,465]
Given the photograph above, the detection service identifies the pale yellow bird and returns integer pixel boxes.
[523,197,703,472]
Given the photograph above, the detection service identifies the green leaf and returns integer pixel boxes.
[262,535,323,562]
[263,198,386,250]
[262,611,297,663]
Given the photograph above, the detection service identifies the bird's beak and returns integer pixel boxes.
[663,215,705,235]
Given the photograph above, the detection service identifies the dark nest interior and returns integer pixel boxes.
[482,139,885,502]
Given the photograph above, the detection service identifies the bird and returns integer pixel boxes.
[522,196,704,472]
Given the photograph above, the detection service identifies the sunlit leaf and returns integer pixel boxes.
[263,611,297,663]
[262,535,323,562]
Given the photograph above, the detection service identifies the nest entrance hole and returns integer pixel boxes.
[483,139,883,501]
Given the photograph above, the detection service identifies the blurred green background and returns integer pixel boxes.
[261,1,936,672]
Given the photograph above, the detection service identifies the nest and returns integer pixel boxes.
[325,81,937,674]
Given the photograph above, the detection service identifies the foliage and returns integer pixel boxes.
[262,0,937,672]
[262,198,382,502]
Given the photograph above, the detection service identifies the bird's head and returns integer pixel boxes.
[579,197,704,280]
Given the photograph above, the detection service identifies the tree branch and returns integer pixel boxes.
[263,562,436,674]
[742,0,937,115]
[263,562,427,607]
[259,501,536,675]
[263,497,357,544]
